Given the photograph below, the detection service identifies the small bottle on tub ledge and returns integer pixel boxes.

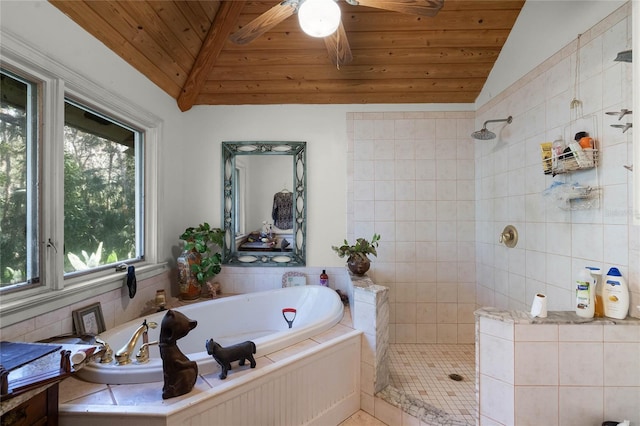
[320,269,329,287]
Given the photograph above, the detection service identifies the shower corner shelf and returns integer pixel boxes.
[560,185,602,211]
[551,148,598,175]
[544,182,602,211]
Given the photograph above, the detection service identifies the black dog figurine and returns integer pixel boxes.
[205,339,256,379]
[159,310,198,399]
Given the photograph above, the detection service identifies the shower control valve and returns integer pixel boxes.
[499,225,518,248]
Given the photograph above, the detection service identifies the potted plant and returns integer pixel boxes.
[177,222,224,300]
[332,233,381,276]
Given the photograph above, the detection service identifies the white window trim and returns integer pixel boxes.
[0,30,166,328]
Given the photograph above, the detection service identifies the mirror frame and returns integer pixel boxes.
[221,141,306,266]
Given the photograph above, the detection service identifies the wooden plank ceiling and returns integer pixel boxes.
[48,0,525,110]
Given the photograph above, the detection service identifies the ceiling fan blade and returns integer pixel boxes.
[353,0,444,17]
[324,21,353,66]
[229,1,298,45]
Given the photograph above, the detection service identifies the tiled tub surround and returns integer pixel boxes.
[59,308,361,426]
[0,269,173,342]
[476,308,640,426]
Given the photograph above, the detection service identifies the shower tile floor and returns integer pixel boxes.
[389,343,476,425]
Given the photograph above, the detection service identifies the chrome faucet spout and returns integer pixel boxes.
[115,319,158,365]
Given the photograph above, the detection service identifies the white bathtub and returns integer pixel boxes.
[76,285,344,385]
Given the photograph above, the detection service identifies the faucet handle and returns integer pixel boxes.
[94,336,114,364]
[136,340,158,364]
[499,225,518,248]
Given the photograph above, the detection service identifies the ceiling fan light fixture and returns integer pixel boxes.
[298,0,341,38]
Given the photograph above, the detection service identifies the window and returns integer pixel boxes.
[0,31,161,327]
[0,71,145,289]
[0,71,39,290]
[63,100,143,275]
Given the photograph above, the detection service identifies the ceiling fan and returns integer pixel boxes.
[229,0,444,66]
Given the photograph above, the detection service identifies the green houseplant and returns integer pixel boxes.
[178,222,224,299]
[332,233,380,276]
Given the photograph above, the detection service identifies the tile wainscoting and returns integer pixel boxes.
[476,308,640,425]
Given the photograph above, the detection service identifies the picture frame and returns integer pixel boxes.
[72,302,106,335]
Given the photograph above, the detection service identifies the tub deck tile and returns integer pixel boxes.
[201,355,274,387]
[62,386,115,406]
[312,323,355,343]
[265,338,320,362]
[59,376,109,404]
[110,376,212,406]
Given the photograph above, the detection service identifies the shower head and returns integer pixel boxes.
[471,128,497,140]
[471,116,513,140]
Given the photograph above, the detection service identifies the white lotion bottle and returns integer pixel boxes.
[603,267,629,320]
[575,268,595,318]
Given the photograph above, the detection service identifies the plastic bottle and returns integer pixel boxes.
[575,268,595,318]
[552,136,565,172]
[587,267,603,318]
[603,267,629,319]
[320,269,329,287]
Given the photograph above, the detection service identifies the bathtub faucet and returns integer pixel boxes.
[94,337,114,364]
[115,319,158,365]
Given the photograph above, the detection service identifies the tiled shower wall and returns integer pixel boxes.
[475,3,640,318]
[346,111,477,344]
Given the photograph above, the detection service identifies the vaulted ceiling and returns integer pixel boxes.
[49,0,525,111]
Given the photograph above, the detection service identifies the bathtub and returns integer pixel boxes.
[76,285,344,385]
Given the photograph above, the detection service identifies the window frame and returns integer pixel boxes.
[0,31,165,328]
[0,68,41,291]
[61,96,145,277]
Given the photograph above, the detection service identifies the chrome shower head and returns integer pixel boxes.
[471,116,513,140]
[471,128,496,140]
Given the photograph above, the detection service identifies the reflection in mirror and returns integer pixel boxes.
[221,142,306,266]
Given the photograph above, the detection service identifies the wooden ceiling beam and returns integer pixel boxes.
[177,1,245,112]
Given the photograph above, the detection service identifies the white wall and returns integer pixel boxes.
[181,104,472,267]
[477,0,626,107]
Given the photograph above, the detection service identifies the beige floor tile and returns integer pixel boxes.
[339,410,388,426]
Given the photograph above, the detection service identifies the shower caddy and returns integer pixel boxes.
[546,114,601,211]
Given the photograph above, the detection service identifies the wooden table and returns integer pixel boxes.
[1,343,95,425]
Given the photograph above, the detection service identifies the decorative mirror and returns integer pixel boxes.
[221,141,306,266]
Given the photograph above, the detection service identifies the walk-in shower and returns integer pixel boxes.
[471,116,513,140]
